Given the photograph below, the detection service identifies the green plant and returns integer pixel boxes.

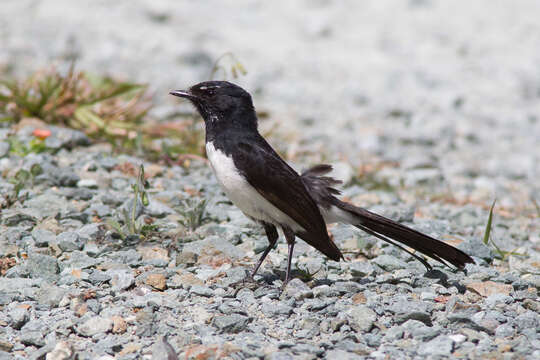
[482,199,525,261]
[1,164,43,208]
[0,65,150,134]
[208,52,247,80]
[7,135,48,156]
[107,164,152,239]
[177,198,210,231]
[294,263,322,282]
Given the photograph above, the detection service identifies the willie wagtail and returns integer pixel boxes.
[170,81,474,287]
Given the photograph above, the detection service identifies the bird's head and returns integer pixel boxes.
[170,81,257,130]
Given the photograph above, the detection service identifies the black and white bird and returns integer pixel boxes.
[170,81,474,287]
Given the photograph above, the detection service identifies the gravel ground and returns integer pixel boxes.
[1,1,539,359]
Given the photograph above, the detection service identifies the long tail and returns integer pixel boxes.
[302,165,475,270]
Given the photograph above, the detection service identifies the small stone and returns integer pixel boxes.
[45,341,73,360]
[111,315,127,334]
[190,285,213,297]
[283,278,312,300]
[401,319,439,341]
[20,331,45,347]
[31,228,56,247]
[175,251,198,266]
[138,246,170,267]
[0,142,9,158]
[76,316,113,337]
[261,302,293,316]
[26,253,59,281]
[352,292,367,304]
[77,224,104,242]
[420,292,437,301]
[458,239,494,262]
[418,335,454,356]
[449,334,466,343]
[146,273,167,291]
[88,270,111,285]
[145,200,174,218]
[372,254,407,271]
[213,314,250,333]
[0,340,13,352]
[108,269,135,291]
[346,304,376,332]
[36,284,68,308]
[9,306,29,330]
[57,231,82,252]
[495,323,515,338]
[350,261,376,277]
[77,179,98,189]
[396,311,432,326]
[466,281,513,297]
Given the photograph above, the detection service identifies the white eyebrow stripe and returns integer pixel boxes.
[199,85,221,90]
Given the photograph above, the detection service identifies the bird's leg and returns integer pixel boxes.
[251,223,278,279]
[281,226,296,291]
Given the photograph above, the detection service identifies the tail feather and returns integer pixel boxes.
[337,201,475,269]
[301,164,475,270]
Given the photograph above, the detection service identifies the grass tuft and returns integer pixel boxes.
[483,199,496,245]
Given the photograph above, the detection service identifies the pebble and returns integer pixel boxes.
[346,305,376,332]
[76,316,113,337]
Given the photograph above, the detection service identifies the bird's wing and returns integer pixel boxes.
[230,135,342,261]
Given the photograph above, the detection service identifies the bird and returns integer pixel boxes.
[169,81,474,288]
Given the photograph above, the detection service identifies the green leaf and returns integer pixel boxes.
[483,199,496,245]
[15,169,30,183]
[30,163,43,177]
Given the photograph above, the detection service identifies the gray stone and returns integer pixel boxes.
[175,251,198,267]
[182,236,245,260]
[145,199,174,218]
[150,337,178,360]
[64,251,100,269]
[346,305,376,332]
[44,340,73,360]
[57,231,82,251]
[213,314,250,333]
[485,293,513,307]
[325,349,363,360]
[108,249,141,266]
[458,239,495,262]
[26,253,59,281]
[401,319,439,341]
[36,284,68,307]
[76,316,113,337]
[372,254,407,271]
[190,285,214,297]
[45,126,90,149]
[418,335,454,356]
[0,142,9,158]
[77,179,98,188]
[107,269,135,291]
[261,302,293,316]
[283,278,312,300]
[77,223,104,241]
[88,270,112,285]
[495,323,515,338]
[20,331,45,347]
[396,311,432,326]
[54,169,80,187]
[9,307,29,330]
[350,261,376,277]
[31,228,56,247]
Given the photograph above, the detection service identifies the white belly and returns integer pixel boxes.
[205,142,304,231]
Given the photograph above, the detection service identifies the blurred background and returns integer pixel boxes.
[1,0,539,210]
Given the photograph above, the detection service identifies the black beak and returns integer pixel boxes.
[169,90,197,99]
